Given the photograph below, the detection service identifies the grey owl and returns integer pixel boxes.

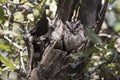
[63,20,86,52]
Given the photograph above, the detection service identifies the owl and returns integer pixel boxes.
[63,20,86,52]
[65,21,82,35]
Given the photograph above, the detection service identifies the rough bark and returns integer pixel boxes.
[25,0,108,80]
[78,0,101,28]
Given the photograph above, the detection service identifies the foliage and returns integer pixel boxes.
[0,0,56,79]
[0,0,120,80]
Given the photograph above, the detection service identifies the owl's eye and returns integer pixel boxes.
[66,25,71,30]
[74,24,80,30]
[66,21,72,30]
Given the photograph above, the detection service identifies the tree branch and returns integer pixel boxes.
[57,0,74,22]
[78,0,102,29]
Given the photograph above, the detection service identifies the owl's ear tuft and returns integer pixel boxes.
[65,21,71,27]
[76,20,80,25]
[65,21,69,24]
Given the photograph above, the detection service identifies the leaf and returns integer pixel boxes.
[107,40,116,49]
[86,28,101,45]
[27,14,34,21]
[20,0,26,3]
[83,46,99,54]
[113,23,120,32]
[33,9,39,17]
[0,0,7,4]
[0,30,3,35]
[0,68,3,72]
[0,54,16,69]
[109,0,116,4]
[0,43,11,52]
[14,12,24,22]
[0,7,4,23]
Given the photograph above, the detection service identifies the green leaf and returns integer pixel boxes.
[0,68,3,72]
[14,12,24,22]
[20,0,26,3]
[0,42,11,52]
[107,40,116,49]
[113,23,120,32]
[0,0,7,4]
[109,0,116,4]
[83,46,99,54]
[0,7,4,23]
[0,54,16,69]
[86,28,101,44]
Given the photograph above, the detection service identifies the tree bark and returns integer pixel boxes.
[25,0,108,80]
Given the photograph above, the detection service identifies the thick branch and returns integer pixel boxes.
[57,0,74,22]
[95,0,109,33]
[78,0,102,28]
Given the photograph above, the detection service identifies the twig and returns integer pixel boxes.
[3,35,26,73]
[4,35,22,50]
[20,50,27,74]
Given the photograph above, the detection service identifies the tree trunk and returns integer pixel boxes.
[25,0,108,80]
